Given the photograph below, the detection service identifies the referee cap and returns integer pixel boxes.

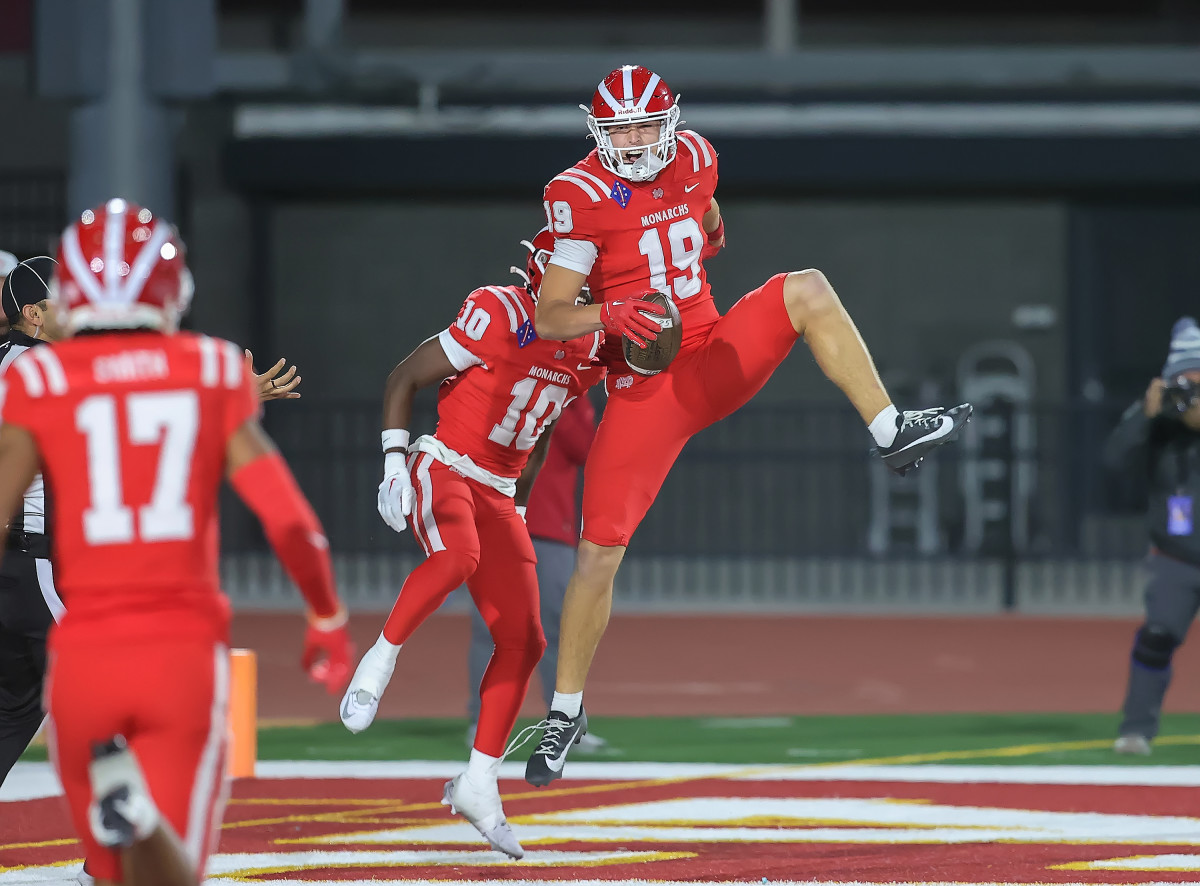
[3,256,56,322]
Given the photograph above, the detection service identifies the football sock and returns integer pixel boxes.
[869,404,900,447]
[465,748,502,784]
[551,691,583,719]
[370,634,401,664]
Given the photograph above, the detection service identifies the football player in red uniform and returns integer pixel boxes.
[524,65,973,785]
[0,200,353,886]
[339,228,604,858]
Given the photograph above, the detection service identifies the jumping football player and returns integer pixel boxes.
[524,65,973,785]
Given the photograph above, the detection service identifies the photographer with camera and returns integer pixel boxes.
[1106,316,1200,755]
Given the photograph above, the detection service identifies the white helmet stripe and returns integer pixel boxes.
[677,132,701,173]
[552,173,603,203]
[102,200,127,300]
[61,224,107,305]
[636,73,661,110]
[596,81,624,114]
[120,221,171,305]
[621,66,634,105]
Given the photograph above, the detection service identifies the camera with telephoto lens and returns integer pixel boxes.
[1162,375,1200,415]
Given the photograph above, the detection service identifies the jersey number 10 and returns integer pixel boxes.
[488,379,571,451]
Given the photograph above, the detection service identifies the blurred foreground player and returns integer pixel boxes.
[525,64,973,784]
[340,228,604,858]
[0,199,353,886]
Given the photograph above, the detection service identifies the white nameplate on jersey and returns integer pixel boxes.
[93,350,169,383]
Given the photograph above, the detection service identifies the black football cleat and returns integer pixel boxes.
[525,708,588,787]
[877,403,973,475]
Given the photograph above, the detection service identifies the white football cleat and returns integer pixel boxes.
[87,736,159,848]
[441,773,524,859]
[339,642,397,734]
[1113,734,1152,756]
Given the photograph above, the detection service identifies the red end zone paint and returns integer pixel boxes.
[4,776,1200,883]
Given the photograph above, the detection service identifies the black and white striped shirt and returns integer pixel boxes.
[0,329,47,535]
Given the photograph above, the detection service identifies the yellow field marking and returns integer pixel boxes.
[812,733,1200,768]
[0,859,81,874]
[228,797,409,806]
[0,838,79,851]
[212,850,694,880]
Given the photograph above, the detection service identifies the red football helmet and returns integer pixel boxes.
[584,65,681,182]
[510,227,590,303]
[52,198,194,334]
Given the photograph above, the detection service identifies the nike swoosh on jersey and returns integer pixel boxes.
[577,363,595,371]
[684,182,700,192]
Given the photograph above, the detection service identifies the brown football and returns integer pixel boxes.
[622,291,683,376]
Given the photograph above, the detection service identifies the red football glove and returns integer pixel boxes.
[302,612,354,695]
[701,217,725,262]
[601,294,668,349]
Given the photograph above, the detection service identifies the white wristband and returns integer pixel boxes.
[382,428,410,453]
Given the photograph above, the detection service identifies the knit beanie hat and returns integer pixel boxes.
[1163,316,1200,379]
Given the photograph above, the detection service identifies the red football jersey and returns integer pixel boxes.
[0,331,257,642]
[542,129,720,370]
[435,284,605,478]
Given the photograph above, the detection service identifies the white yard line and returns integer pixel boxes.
[6,760,1200,804]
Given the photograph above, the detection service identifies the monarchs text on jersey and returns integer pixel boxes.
[542,129,719,370]
[0,332,258,642]
[436,284,604,477]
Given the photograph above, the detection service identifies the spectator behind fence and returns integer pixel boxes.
[466,394,606,752]
[1105,316,1200,756]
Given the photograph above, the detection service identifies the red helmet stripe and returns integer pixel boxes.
[636,73,661,110]
[102,200,128,298]
[120,221,170,303]
[61,223,106,304]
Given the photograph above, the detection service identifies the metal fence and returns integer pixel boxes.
[220,397,1154,614]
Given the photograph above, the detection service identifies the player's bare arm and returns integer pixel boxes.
[382,336,459,446]
[376,335,460,535]
[537,264,667,349]
[533,264,602,341]
[0,424,40,535]
[703,198,725,254]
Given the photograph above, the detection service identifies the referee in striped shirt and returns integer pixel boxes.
[0,254,65,787]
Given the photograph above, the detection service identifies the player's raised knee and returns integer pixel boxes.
[573,541,624,589]
[782,269,840,328]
